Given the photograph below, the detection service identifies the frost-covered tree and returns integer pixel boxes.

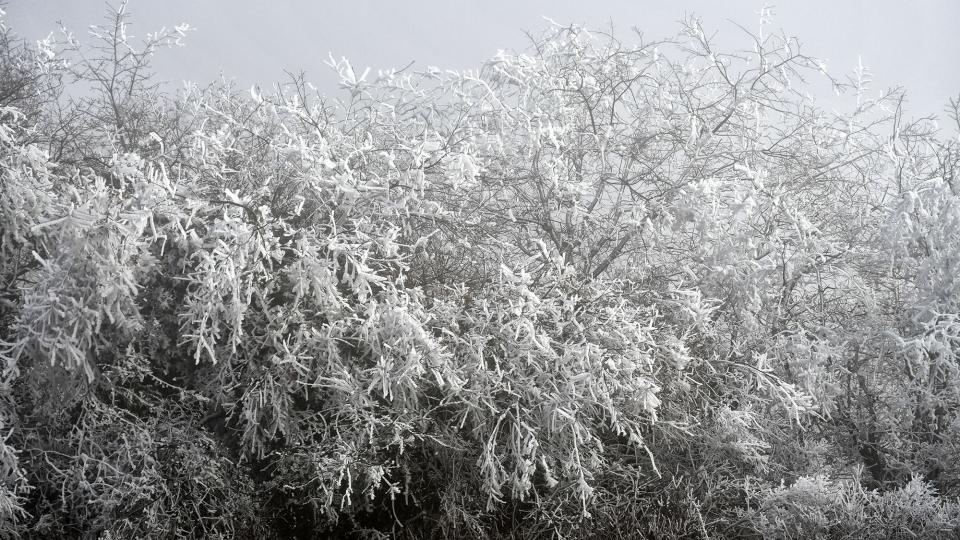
[0,4,958,538]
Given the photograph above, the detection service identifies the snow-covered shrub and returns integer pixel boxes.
[0,3,958,538]
[748,475,960,539]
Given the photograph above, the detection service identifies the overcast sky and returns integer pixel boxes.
[6,1,960,118]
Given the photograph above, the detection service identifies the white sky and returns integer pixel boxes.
[6,0,960,119]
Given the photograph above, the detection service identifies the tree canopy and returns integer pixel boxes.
[0,4,959,538]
